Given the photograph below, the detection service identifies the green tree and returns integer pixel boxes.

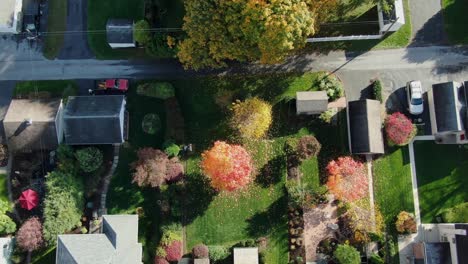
[134,20,152,45]
[0,215,16,235]
[43,171,84,245]
[178,0,315,70]
[75,147,103,173]
[334,244,360,264]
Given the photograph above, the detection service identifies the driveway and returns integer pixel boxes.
[0,81,15,144]
[0,34,44,62]
[58,0,93,59]
[409,0,448,46]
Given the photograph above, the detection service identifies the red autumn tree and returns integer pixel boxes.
[201,141,253,191]
[165,240,183,262]
[16,217,43,252]
[132,148,184,188]
[385,112,416,146]
[326,157,368,202]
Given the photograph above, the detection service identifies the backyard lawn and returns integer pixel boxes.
[43,0,67,59]
[442,0,468,44]
[414,141,468,223]
[87,0,184,59]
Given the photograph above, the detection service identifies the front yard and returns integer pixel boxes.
[413,141,468,223]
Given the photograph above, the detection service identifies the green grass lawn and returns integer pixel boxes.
[373,146,414,263]
[43,0,67,59]
[414,141,468,223]
[14,80,78,100]
[442,0,468,44]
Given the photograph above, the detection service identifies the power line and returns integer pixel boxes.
[18,27,183,37]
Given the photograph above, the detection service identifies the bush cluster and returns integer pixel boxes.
[137,82,175,100]
[373,80,383,103]
[317,73,344,101]
[395,211,417,234]
[155,224,183,263]
[192,244,209,258]
[75,147,103,173]
[334,244,360,264]
[385,112,417,146]
[229,97,272,140]
[207,245,230,262]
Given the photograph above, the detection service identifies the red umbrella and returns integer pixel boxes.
[19,189,39,211]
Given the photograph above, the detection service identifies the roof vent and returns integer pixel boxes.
[25,118,33,126]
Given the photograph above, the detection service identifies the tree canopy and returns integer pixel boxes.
[16,217,44,252]
[178,0,315,70]
[229,98,272,140]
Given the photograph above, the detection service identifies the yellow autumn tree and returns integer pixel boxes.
[178,0,315,70]
[230,97,272,140]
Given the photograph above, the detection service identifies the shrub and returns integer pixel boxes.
[334,244,360,264]
[0,199,11,214]
[369,253,384,264]
[16,217,43,252]
[319,108,336,124]
[134,20,151,45]
[154,257,169,264]
[395,211,417,234]
[318,73,344,101]
[441,202,468,223]
[146,33,176,58]
[0,215,16,235]
[208,245,230,262]
[137,82,175,100]
[229,97,272,139]
[286,181,328,208]
[132,148,184,188]
[326,157,368,202]
[192,244,209,258]
[341,202,384,244]
[75,147,103,173]
[142,114,162,135]
[201,141,253,191]
[162,140,180,157]
[160,223,182,246]
[385,112,417,146]
[155,247,167,258]
[283,137,299,156]
[373,80,383,103]
[165,240,182,262]
[297,135,321,160]
[57,144,74,161]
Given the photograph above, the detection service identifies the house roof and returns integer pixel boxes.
[233,248,259,264]
[454,224,468,264]
[424,243,452,264]
[0,0,21,33]
[431,82,465,133]
[106,19,134,44]
[56,215,142,264]
[347,99,384,154]
[63,95,125,145]
[296,91,328,114]
[3,99,61,152]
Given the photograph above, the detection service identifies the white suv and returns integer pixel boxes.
[406,81,424,115]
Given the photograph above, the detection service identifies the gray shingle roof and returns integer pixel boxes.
[3,99,61,152]
[106,19,134,44]
[56,215,142,264]
[296,91,328,115]
[63,96,125,145]
[347,99,384,154]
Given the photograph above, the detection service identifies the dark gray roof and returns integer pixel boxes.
[348,99,384,154]
[106,19,134,44]
[431,82,463,132]
[454,224,468,264]
[63,96,125,145]
[3,99,61,152]
[424,243,452,264]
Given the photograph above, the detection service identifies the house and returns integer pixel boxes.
[0,0,22,33]
[63,95,127,145]
[233,248,259,264]
[413,224,468,264]
[56,215,143,264]
[428,82,468,144]
[3,99,63,153]
[106,19,136,49]
[0,237,14,264]
[346,99,384,155]
[296,91,328,115]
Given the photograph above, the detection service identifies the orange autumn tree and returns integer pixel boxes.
[201,141,253,191]
[326,156,368,202]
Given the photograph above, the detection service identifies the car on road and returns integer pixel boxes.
[406,80,424,115]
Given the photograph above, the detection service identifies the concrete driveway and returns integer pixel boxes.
[409,0,448,46]
[0,81,15,144]
[58,0,93,59]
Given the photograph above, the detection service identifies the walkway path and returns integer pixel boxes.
[99,145,121,215]
[366,155,376,230]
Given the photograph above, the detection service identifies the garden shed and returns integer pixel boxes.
[233,248,259,264]
[347,99,384,155]
[296,91,328,115]
[3,99,63,153]
[106,19,136,49]
[63,95,127,145]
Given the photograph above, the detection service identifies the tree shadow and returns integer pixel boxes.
[359,82,374,100]
[182,172,217,225]
[255,156,286,188]
[246,195,288,239]
[409,10,448,47]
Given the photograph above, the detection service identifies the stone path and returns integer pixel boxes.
[366,154,376,231]
[303,196,338,262]
[99,145,121,215]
